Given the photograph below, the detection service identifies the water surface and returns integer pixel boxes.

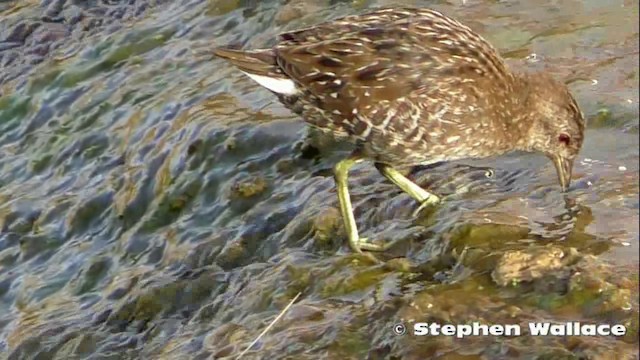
[0,0,638,358]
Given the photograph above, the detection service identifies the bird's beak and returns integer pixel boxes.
[552,155,573,192]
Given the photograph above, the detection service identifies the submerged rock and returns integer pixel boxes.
[492,246,581,286]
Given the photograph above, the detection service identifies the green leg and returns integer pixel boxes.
[375,163,441,216]
[334,156,392,252]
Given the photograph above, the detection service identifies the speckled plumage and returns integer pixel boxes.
[214,7,586,253]
[214,7,584,168]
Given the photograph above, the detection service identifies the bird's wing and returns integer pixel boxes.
[274,7,505,115]
[276,7,422,43]
[274,27,435,120]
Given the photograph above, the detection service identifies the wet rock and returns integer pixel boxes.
[592,107,614,127]
[0,42,22,51]
[25,44,50,57]
[19,234,63,260]
[229,176,267,199]
[30,22,69,45]
[448,223,530,252]
[623,122,638,133]
[61,5,84,25]
[223,135,236,150]
[1,50,19,67]
[275,2,305,25]
[216,239,246,270]
[42,0,66,21]
[385,257,414,273]
[0,1,637,359]
[22,104,54,136]
[81,17,104,31]
[4,21,41,43]
[312,207,342,246]
[0,0,171,86]
[589,106,638,128]
[28,55,45,65]
[275,158,296,173]
[135,3,149,17]
[1,208,41,235]
[276,0,330,25]
[107,7,127,20]
[85,6,108,17]
[491,246,581,286]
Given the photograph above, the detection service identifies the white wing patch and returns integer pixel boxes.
[241,72,298,95]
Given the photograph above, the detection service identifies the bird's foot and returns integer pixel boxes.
[375,163,441,218]
[412,194,441,218]
[349,236,394,253]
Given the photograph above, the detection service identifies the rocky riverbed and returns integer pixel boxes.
[0,0,638,358]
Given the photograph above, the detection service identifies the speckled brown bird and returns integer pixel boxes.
[214,7,585,254]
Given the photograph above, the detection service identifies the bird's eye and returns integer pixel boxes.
[558,133,571,146]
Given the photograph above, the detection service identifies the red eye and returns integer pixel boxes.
[558,133,571,146]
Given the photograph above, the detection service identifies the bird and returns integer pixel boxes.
[213,7,585,254]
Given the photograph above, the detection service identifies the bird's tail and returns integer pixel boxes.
[213,47,298,95]
[213,47,282,78]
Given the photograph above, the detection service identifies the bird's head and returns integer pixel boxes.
[520,73,585,192]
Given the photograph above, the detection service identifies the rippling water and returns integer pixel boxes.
[0,0,638,358]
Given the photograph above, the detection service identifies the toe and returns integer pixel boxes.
[413,197,440,217]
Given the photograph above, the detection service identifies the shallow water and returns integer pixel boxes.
[0,0,638,359]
